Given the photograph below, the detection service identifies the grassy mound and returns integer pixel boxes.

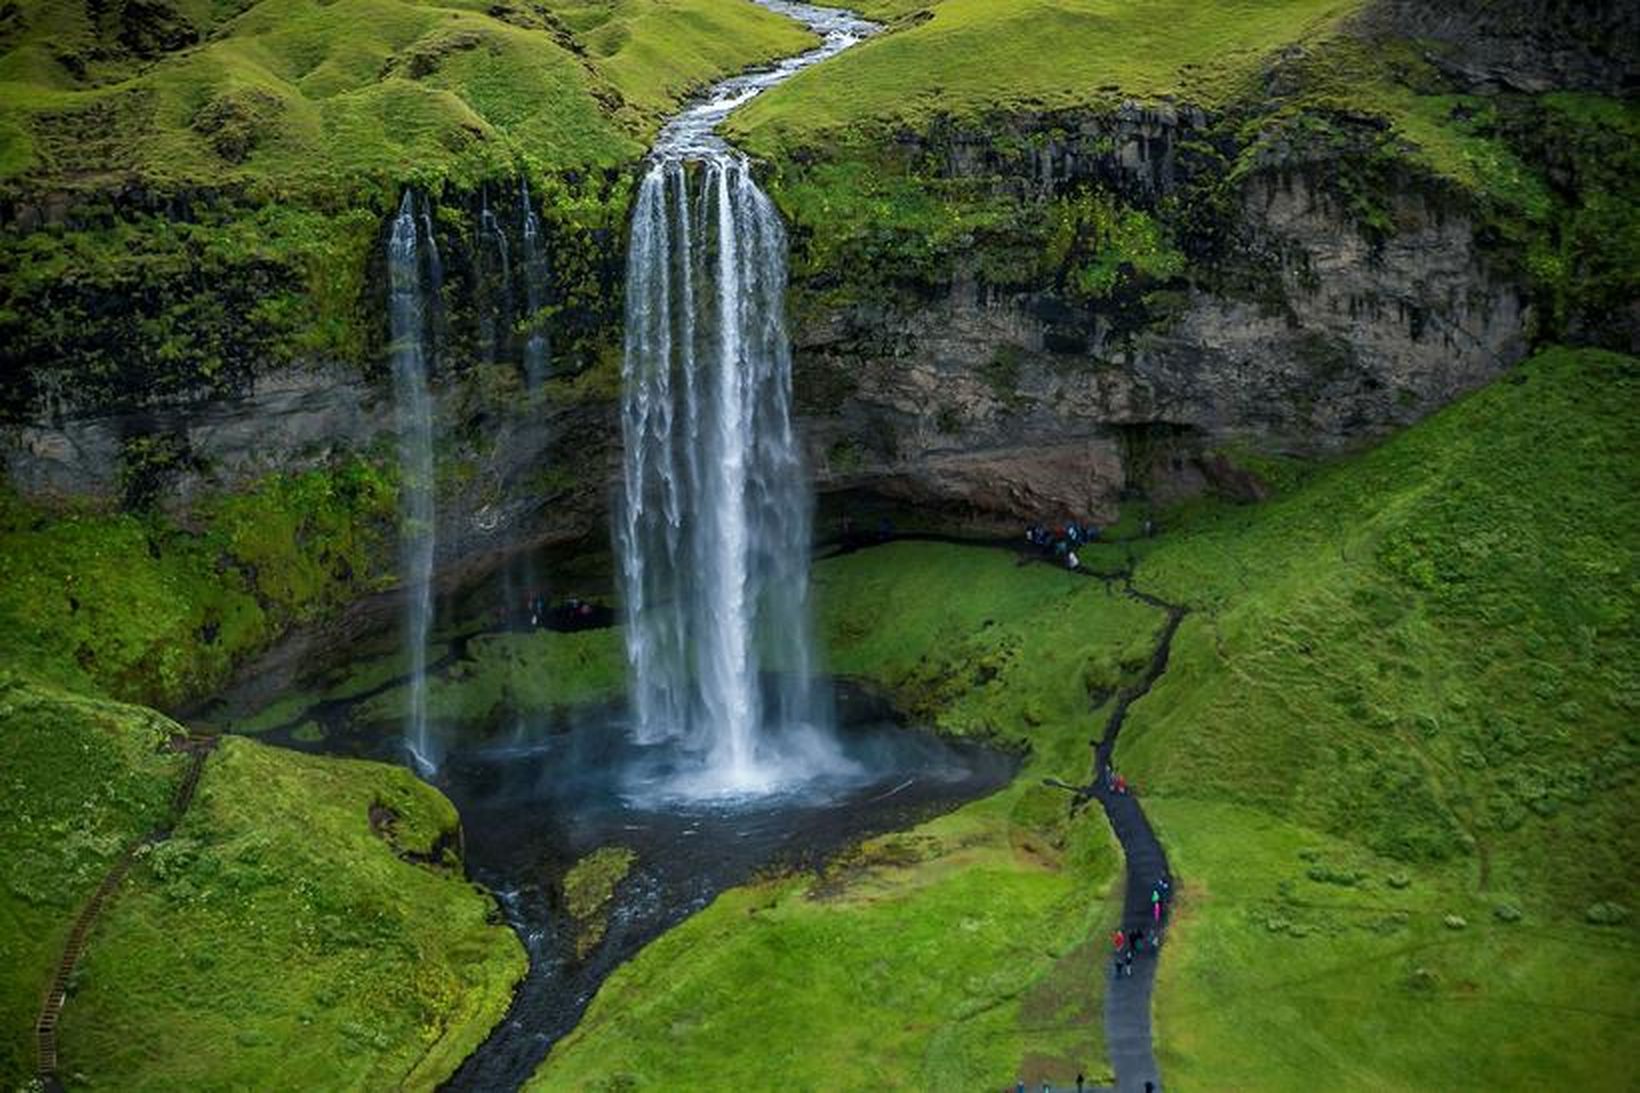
[532,545,1167,1088]
[0,675,187,1084]
[1117,346,1638,1088]
[0,0,814,194]
[54,735,525,1090]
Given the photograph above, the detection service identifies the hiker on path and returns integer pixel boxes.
[1067,549,1080,570]
[1115,774,1128,795]
[1152,886,1162,923]
[1112,928,1127,952]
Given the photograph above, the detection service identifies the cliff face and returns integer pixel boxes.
[0,106,1539,552]
[789,106,1529,523]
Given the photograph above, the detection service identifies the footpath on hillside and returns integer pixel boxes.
[35,736,217,1088]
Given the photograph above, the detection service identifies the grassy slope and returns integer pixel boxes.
[0,674,187,1084]
[0,0,814,194]
[54,735,525,1090]
[730,0,1363,150]
[533,545,1164,1088]
[1117,346,1639,1089]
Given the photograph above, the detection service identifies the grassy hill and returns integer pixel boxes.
[0,0,814,196]
[730,0,1364,149]
[0,675,525,1089]
[1121,344,1638,1088]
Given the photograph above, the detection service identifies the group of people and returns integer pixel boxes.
[1015,1075,1155,1093]
[1109,875,1172,978]
[1024,520,1102,571]
[515,592,603,632]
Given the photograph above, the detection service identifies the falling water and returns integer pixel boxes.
[388,191,439,775]
[618,156,846,798]
[519,179,551,388]
[477,187,513,365]
[418,193,446,359]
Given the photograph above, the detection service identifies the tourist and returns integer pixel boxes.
[1112,928,1126,952]
[1115,774,1128,795]
[1076,1074,1085,1093]
[1131,926,1145,954]
[1066,549,1080,570]
[1152,887,1162,923]
[1124,948,1134,976]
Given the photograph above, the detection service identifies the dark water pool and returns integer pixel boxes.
[250,677,1014,1091]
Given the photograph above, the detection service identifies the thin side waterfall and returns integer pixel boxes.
[617,156,843,797]
[478,188,513,365]
[418,193,446,358]
[388,191,438,775]
[519,179,550,388]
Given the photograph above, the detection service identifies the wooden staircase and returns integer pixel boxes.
[35,737,216,1081]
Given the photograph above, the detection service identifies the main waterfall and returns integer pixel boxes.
[618,156,833,795]
[387,192,439,774]
[616,4,874,798]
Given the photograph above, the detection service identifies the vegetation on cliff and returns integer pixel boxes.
[0,0,814,411]
[0,458,396,709]
[730,1,1636,354]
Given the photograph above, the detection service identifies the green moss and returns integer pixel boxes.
[55,736,525,1090]
[563,846,637,957]
[349,628,625,738]
[0,457,396,708]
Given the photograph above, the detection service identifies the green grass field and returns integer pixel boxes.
[730,0,1364,151]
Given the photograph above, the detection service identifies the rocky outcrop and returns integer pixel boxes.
[792,107,1530,526]
[1351,0,1639,94]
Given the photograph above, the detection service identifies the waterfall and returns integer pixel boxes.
[477,187,513,365]
[388,191,439,775]
[519,179,551,388]
[617,155,841,797]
